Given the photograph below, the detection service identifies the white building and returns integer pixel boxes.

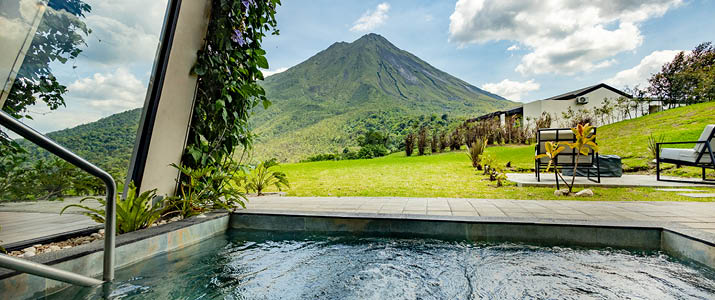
[522,83,633,127]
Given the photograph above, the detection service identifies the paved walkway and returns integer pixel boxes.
[507,173,715,188]
[244,196,715,235]
[3,196,715,246]
[0,197,102,247]
[0,212,97,245]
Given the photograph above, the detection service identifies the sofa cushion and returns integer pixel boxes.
[661,148,712,163]
[694,124,715,153]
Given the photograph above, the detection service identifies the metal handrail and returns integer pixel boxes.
[0,110,115,285]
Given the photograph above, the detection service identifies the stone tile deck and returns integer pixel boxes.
[244,196,715,235]
[3,195,715,247]
[507,173,715,188]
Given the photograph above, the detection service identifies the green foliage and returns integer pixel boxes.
[185,0,279,170]
[0,156,106,202]
[169,163,247,219]
[60,182,164,234]
[251,33,514,161]
[16,108,142,183]
[417,128,428,155]
[178,0,279,213]
[404,132,415,156]
[241,159,289,196]
[647,134,665,160]
[356,144,388,159]
[465,139,487,169]
[647,42,715,107]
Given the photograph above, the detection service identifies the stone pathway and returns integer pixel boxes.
[507,173,715,188]
[244,196,715,235]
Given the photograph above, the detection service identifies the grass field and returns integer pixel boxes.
[275,151,715,201]
[269,103,715,201]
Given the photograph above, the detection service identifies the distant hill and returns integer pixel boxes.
[18,108,141,176]
[252,33,515,161]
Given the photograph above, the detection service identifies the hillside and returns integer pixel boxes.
[18,108,141,175]
[252,33,515,161]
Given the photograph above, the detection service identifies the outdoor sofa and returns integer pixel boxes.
[657,124,715,184]
[535,127,600,189]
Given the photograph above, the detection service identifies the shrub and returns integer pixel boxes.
[465,139,487,169]
[417,127,428,155]
[439,131,448,152]
[450,128,462,150]
[170,163,246,218]
[243,159,290,196]
[404,132,415,156]
[647,134,665,160]
[61,182,165,234]
[302,153,340,162]
[431,131,439,153]
[357,144,388,159]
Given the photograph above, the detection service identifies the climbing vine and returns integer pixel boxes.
[179,0,280,207]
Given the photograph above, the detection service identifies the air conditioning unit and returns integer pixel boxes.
[576,96,588,104]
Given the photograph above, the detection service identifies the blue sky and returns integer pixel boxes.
[262,0,715,102]
[12,0,715,134]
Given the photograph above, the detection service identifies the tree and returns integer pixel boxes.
[647,42,715,107]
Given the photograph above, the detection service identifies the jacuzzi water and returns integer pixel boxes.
[52,230,715,299]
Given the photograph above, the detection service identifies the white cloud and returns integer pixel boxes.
[449,0,682,75]
[68,68,146,112]
[507,44,519,51]
[481,79,540,102]
[80,15,159,66]
[605,50,685,89]
[262,67,288,77]
[350,3,390,32]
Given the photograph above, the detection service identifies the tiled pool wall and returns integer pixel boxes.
[2,210,715,299]
[230,211,715,268]
[0,213,229,299]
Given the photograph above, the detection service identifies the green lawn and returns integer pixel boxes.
[269,102,715,201]
[275,151,715,201]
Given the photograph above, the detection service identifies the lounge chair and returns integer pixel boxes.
[535,127,600,189]
[657,125,715,184]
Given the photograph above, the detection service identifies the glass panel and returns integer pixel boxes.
[0,0,168,204]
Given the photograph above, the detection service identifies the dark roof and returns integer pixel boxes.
[468,106,523,122]
[544,83,631,100]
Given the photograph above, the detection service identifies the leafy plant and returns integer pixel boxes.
[242,159,290,196]
[534,141,570,189]
[60,182,164,234]
[180,0,280,210]
[404,132,415,156]
[647,134,665,160]
[170,163,247,219]
[465,139,487,169]
[561,124,599,193]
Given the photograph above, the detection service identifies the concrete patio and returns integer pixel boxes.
[3,195,715,247]
[243,196,715,235]
[507,173,715,188]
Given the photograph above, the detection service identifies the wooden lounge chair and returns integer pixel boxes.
[535,127,600,189]
[657,125,715,184]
